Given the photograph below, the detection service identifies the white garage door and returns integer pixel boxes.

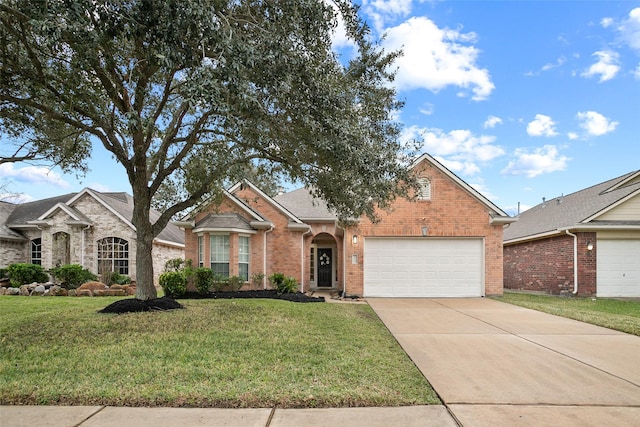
[364,238,483,297]
[597,239,640,297]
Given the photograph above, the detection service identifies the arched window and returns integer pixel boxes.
[97,237,129,275]
[30,238,42,265]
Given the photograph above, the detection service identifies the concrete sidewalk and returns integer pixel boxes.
[0,405,457,427]
[368,297,640,427]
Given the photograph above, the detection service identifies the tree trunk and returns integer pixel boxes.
[131,180,157,301]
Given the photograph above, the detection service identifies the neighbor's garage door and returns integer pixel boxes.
[364,238,483,297]
[597,239,640,297]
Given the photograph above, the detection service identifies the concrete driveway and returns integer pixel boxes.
[367,298,640,427]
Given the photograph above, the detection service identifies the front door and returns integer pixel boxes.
[317,248,333,287]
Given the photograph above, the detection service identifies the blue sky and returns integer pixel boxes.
[2,1,639,216]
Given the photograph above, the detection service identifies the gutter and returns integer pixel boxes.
[565,230,579,294]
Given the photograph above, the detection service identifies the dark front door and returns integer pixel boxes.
[317,248,333,287]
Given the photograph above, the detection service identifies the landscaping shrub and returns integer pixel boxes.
[268,272,286,289]
[108,271,131,286]
[277,276,299,294]
[50,264,98,289]
[211,274,228,292]
[194,267,214,295]
[0,268,8,280]
[7,263,49,287]
[159,271,187,298]
[250,272,265,289]
[227,276,244,291]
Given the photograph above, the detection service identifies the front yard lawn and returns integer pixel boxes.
[0,297,438,408]
[496,292,640,336]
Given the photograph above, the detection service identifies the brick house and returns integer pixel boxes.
[503,170,640,297]
[177,154,515,297]
[0,188,185,284]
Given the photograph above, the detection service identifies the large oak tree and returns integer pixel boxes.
[0,0,416,300]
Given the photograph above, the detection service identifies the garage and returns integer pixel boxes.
[363,238,484,297]
[597,239,640,297]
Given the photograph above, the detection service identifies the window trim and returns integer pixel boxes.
[97,236,129,275]
[210,233,230,278]
[238,235,250,281]
[30,238,42,265]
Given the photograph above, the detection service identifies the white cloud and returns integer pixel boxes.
[527,114,558,137]
[327,1,356,50]
[363,0,414,32]
[383,17,495,100]
[406,126,504,176]
[635,63,640,79]
[567,132,579,140]
[601,17,614,28]
[617,7,640,52]
[581,50,620,82]
[0,163,70,188]
[0,193,34,203]
[501,145,570,178]
[575,111,618,136]
[483,115,503,129]
[419,102,434,115]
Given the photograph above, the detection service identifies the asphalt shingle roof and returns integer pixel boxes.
[1,189,184,245]
[273,188,336,220]
[503,171,640,242]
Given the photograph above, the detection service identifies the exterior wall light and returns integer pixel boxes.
[352,235,358,245]
[587,241,593,251]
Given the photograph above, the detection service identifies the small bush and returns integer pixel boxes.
[211,274,228,292]
[107,271,131,286]
[277,276,298,294]
[227,276,244,291]
[50,264,98,289]
[194,267,214,295]
[268,272,286,289]
[159,271,187,298]
[7,263,49,287]
[250,272,265,289]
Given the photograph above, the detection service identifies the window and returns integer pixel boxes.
[198,236,204,267]
[30,238,42,265]
[418,178,431,200]
[238,236,249,281]
[210,234,229,278]
[97,237,129,275]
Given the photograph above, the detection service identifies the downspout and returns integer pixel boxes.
[263,225,274,289]
[565,230,579,294]
[301,227,312,293]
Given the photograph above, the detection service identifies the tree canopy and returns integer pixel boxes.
[0,0,417,300]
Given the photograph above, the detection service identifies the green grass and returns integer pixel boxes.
[495,292,640,336]
[0,297,438,408]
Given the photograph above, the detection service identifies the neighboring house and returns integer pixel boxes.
[503,170,640,297]
[176,153,515,297]
[0,188,185,284]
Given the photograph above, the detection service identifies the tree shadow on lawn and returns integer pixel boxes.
[98,290,325,314]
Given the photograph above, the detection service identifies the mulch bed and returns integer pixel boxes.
[99,290,324,314]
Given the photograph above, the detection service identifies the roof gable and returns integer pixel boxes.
[412,153,510,218]
[229,180,302,224]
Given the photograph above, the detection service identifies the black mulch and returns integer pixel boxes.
[98,290,324,314]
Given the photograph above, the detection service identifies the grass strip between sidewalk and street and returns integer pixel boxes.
[495,292,640,336]
[0,296,439,408]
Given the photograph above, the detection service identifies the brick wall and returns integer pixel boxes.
[503,232,596,295]
[345,160,505,296]
[0,240,25,267]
